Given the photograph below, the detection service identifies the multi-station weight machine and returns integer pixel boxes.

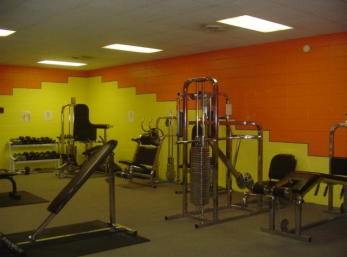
[57,102,112,178]
[165,77,265,228]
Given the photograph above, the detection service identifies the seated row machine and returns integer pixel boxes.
[0,140,136,256]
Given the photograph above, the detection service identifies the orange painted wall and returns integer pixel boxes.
[0,65,87,94]
[1,32,346,157]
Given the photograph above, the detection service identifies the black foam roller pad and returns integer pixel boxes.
[273,187,291,198]
[252,183,269,195]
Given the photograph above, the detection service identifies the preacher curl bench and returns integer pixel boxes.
[0,140,136,256]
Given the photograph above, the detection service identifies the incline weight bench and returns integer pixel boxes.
[0,140,136,256]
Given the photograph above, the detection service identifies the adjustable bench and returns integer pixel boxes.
[0,140,136,256]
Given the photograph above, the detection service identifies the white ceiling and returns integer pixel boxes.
[1,0,347,71]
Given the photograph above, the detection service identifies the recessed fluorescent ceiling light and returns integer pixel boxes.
[38,60,87,66]
[217,15,292,32]
[103,44,162,53]
[0,29,16,37]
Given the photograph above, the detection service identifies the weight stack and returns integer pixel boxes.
[166,157,175,181]
[190,146,210,207]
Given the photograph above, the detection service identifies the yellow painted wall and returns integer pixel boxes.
[0,77,88,169]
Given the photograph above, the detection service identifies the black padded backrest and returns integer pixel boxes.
[330,157,347,176]
[48,140,117,214]
[134,146,158,166]
[268,154,297,180]
[73,104,97,141]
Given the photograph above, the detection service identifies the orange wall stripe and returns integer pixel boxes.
[0,65,87,94]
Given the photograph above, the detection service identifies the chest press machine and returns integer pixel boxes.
[0,140,137,256]
[165,77,265,229]
[253,121,347,242]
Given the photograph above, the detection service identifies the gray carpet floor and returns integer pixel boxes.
[0,172,346,257]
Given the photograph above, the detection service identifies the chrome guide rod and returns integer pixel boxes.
[108,153,116,229]
[328,121,347,210]
[60,103,74,153]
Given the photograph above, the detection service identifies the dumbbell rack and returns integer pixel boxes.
[8,142,60,171]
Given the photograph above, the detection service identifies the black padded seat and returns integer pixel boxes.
[274,171,321,196]
[266,154,297,187]
[330,157,347,176]
[0,170,20,199]
[95,124,110,129]
[119,146,158,175]
[320,173,347,185]
[248,154,296,200]
[48,140,117,214]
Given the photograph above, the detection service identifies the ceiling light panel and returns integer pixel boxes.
[0,29,16,37]
[38,60,87,66]
[217,15,292,32]
[103,44,162,53]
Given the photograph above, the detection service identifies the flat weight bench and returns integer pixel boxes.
[0,168,30,200]
[0,139,136,256]
[256,171,347,242]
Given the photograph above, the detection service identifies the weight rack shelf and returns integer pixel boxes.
[8,142,60,171]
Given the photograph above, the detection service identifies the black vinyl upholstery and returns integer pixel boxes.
[48,140,117,214]
[73,104,97,141]
[119,146,159,174]
[274,171,321,196]
[330,157,347,176]
[268,154,297,181]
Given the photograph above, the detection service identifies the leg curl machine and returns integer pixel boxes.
[253,119,347,242]
[165,77,265,228]
[0,140,136,256]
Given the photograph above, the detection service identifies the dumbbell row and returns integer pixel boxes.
[13,151,60,161]
[10,136,57,145]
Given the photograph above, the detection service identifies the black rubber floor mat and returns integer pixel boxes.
[0,220,149,257]
[0,191,49,208]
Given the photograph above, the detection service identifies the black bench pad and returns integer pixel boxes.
[48,140,117,214]
[330,157,347,176]
[275,171,321,195]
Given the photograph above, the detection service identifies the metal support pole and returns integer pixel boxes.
[108,153,116,230]
[295,197,303,236]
